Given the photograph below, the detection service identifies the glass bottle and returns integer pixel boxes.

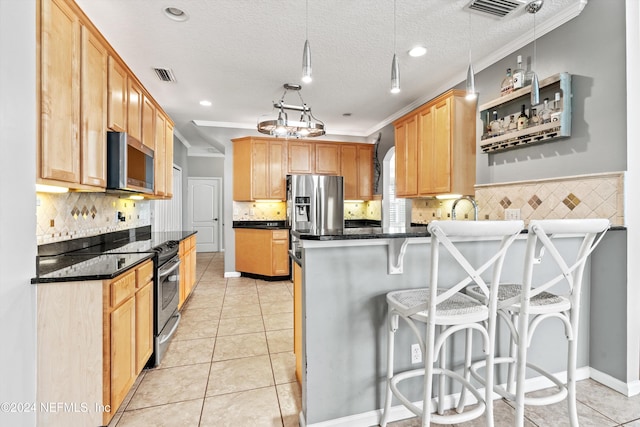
[507,115,517,133]
[538,98,552,124]
[512,55,525,90]
[517,104,529,130]
[490,110,501,136]
[530,108,539,126]
[501,68,513,96]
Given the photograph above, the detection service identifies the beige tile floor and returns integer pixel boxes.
[109,252,640,427]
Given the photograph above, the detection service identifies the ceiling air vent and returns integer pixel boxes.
[153,67,176,82]
[466,0,526,18]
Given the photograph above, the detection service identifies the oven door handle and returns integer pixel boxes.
[158,259,181,278]
[158,312,181,345]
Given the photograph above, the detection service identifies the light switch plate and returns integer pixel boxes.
[505,208,521,220]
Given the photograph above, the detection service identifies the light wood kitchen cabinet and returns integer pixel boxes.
[127,79,143,141]
[394,89,476,197]
[394,114,418,197]
[141,94,155,151]
[288,141,314,174]
[315,143,341,175]
[36,258,154,426]
[165,121,174,197]
[235,228,290,277]
[107,55,127,132]
[39,0,81,185]
[341,144,374,200]
[178,235,197,309]
[80,25,108,188]
[233,137,286,201]
[154,111,166,196]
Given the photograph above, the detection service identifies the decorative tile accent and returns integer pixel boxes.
[36,192,151,245]
[474,172,624,226]
[563,193,581,210]
[500,197,512,209]
[528,195,543,209]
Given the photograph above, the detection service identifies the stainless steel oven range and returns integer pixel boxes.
[150,240,181,366]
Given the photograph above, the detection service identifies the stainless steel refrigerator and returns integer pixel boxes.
[287,174,344,251]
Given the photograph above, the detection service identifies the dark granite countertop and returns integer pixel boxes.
[233,220,288,230]
[293,225,429,241]
[32,227,197,284]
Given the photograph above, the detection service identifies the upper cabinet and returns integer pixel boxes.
[288,141,314,174]
[341,144,373,200]
[154,111,166,196]
[394,89,476,198]
[39,0,81,185]
[165,121,174,198]
[314,143,341,175]
[38,0,174,195]
[233,137,286,201]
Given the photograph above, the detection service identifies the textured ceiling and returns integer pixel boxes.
[74,0,587,154]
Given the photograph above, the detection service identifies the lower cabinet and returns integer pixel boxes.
[36,259,153,427]
[178,234,197,309]
[235,228,290,277]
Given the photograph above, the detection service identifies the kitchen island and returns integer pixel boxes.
[293,225,627,427]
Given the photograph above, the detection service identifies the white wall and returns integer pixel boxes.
[0,1,37,426]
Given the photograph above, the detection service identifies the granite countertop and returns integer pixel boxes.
[32,227,197,284]
[233,220,288,230]
[293,225,429,241]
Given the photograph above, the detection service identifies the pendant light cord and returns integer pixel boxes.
[533,11,537,73]
[305,0,309,40]
[393,0,397,54]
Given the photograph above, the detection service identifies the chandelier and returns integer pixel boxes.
[257,84,325,138]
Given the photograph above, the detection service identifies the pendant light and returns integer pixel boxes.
[527,0,544,106]
[465,12,477,101]
[257,84,325,138]
[390,0,400,94]
[301,0,312,83]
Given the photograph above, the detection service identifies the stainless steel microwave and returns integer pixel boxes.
[106,132,154,194]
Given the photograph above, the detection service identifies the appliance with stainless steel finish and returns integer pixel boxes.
[151,240,181,366]
[106,131,154,194]
[286,174,344,253]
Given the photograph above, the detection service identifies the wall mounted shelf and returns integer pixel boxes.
[479,72,572,154]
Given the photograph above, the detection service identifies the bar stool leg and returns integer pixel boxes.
[506,313,518,396]
[380,311,398,427]
[421,319,437,427]
[438,325,446,416]
[456,328,473,414]
[567,335,579,427]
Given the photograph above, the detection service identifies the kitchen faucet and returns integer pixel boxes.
[451,195,478,220]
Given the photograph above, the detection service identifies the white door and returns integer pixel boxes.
[188,178,221,252]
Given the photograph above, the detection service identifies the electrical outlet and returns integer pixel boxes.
[505,208,521,220]
[436,208,442,218]
[411,343,422,364]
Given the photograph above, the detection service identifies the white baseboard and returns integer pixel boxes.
[590,368,640,397]
[223,271,241,278]
[301,368,590,427]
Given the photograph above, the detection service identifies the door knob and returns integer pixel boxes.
[213,218,218,221]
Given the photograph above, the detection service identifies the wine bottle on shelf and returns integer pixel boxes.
[538,98,552,124]
[490,110,501,137]
[507,115,517,133]
[530,108,539,126]
[517,104,529,130]
[512,55,525,90]
[551,92,563,122]
[501,68,513,96]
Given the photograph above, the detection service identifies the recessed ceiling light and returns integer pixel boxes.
[164,7,189,22]
[408,46,427,57]
[199,100,212,107]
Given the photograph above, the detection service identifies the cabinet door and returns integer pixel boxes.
[233,138,252,201]
[235,229,270,275]
[141,95,155,151]
[127,79,142,141]
[165,121,174,197]
[135,282,153,374]
[357,144,374,200]
[271,237,290,276]
[315,143,340,175]
[394,115,418,197]
[111,297,136,412]
[154,111,166,196]
[107,56,127,132]
[288,142,314,174]
[268,140,286,200]
[340,145,358,200]
[80,26,107,188]
[40,0,80,183]
[417,105,435,195]
[178,241,187,309]
[431,98,452,194]
[252,140,269,200]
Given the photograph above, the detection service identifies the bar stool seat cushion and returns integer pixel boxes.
[467,283,571,314]
[387,288,489,325]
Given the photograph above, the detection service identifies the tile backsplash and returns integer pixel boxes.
[37,192,151,245]
[232,199,382,222]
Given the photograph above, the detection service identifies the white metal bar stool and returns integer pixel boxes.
[468,218,610,427]
[380,220,523,427]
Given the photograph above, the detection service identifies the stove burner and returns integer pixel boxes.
[154,240,180,265]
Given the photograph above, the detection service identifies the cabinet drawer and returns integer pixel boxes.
[272,229,289,240]
[111,271,136,307]
[136,261,153,288]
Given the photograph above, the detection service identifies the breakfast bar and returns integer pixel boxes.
[293,226,627,427]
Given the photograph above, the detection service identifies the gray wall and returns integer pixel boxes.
[474,0,627,184]
[0,1,37,425]
[188,156,224,178]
